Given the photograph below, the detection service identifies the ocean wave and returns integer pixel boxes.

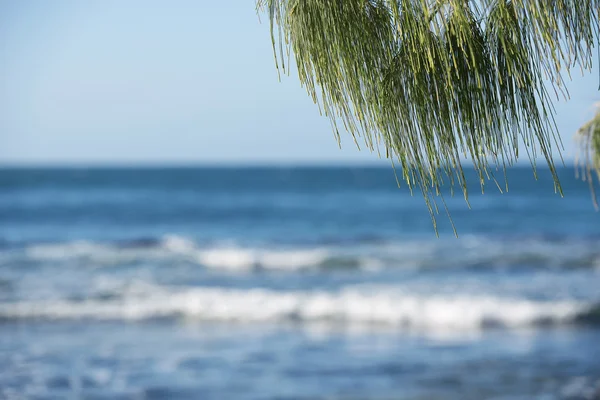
[4,234,600,272]
[17,235,380,271]
[560,377,600,400]
[0,284,595,331]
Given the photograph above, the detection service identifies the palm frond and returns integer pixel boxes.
[256,0,600,231]
[576,104,600,209]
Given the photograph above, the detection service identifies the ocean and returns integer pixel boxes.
[0,166,599,400]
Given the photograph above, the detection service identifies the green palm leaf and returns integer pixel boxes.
[256,0,600,232]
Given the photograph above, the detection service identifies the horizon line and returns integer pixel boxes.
[0,160,576,169]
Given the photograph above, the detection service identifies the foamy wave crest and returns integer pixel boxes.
[21,235,378,271]
[0,284,591,331]
[26,240,114,261]
[14,234,600,271]
[194,247,379,271]
[25,235,197,262]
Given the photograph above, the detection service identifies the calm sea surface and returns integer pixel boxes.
[0,166,599,399]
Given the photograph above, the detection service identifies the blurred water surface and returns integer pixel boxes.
[0,166,599,399]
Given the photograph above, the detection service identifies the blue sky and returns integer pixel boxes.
[1,1,598,165]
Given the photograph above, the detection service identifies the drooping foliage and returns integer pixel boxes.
[256,0,599,231]
[576,104,600,208]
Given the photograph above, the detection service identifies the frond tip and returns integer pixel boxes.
[576,104,600,209]
[257,0,600,230]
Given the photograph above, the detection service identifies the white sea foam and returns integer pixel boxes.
[22,235,373,271]
[0,284,586,331]
[160,234,197,253]
[195,247,331,271]
[26,240,112,261]
[17,235,600,271]
[25,235,196,264]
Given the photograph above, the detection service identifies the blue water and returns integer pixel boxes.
[1,166,599,399]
